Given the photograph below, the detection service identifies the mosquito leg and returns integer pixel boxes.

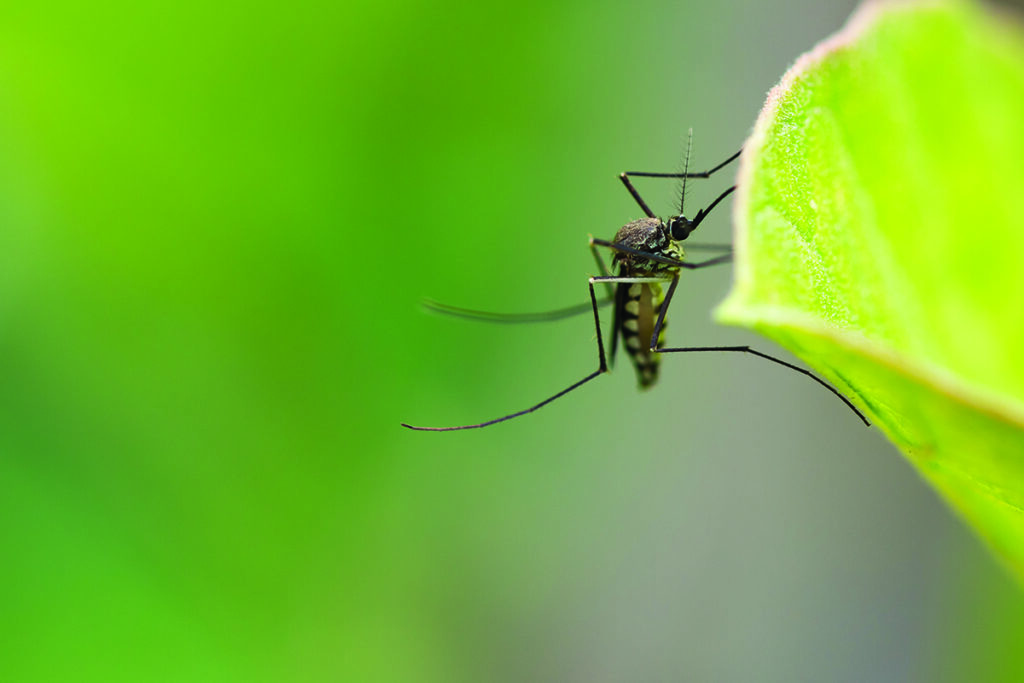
[649,273,680,351]
[642,271,868,424]
[686,185,737,234]
[400,279,612,431]
[590,238,682,268]
[652,341,871,426]
[590,274,675,368]
[589,240,616,299]
[683,242,733,252]
[681,253,733,270]
[658,345,869,425]
[423,296,613,324]
[424,242,619,324]
[619,173,656,218]
[624,149,741,179]
[589,238,733,270]
[590,241,614,277]
[590,276,674,285]
[619,151,739,218]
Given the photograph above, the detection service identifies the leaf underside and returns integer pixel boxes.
[717,0,1024,579]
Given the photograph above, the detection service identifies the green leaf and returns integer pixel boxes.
[717,0,1024,578]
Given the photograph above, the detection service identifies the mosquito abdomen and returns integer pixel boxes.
[617,281,667,388]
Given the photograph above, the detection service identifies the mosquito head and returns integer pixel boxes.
[667,214,696,241]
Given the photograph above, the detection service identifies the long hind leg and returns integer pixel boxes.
[646,274,870,426]
[401,278,614,431]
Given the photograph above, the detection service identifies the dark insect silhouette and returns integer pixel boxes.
[403,138,868,431]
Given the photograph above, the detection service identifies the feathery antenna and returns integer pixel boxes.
[679,127,693,215]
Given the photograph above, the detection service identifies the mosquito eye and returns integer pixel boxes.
[670,218,693,241]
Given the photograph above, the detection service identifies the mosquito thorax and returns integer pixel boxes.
[611,217,685,272]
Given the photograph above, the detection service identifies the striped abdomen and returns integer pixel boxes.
[614,281,667,388]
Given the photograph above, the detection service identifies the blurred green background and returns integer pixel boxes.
[2,0,1024,680]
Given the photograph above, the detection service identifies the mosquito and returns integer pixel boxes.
[402,139,869,431]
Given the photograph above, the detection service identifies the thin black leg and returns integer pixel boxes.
[628,262,869,427]
[682,242,733,252]
[625,149,741,179]
[400,280,611,431]
[619,173,656,218]
[653,343,870,426]
[645,273,867,424]
[687,185,737,234]
[680,253,733,270]
[590,240,616,300]
[650,274,680,351]
[423,296,613,324]
[590,238,733,270]
[620,149,741,218]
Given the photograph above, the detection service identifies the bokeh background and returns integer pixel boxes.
[3,0,1024,680]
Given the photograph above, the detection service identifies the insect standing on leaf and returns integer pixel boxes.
[402,135,869,431]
